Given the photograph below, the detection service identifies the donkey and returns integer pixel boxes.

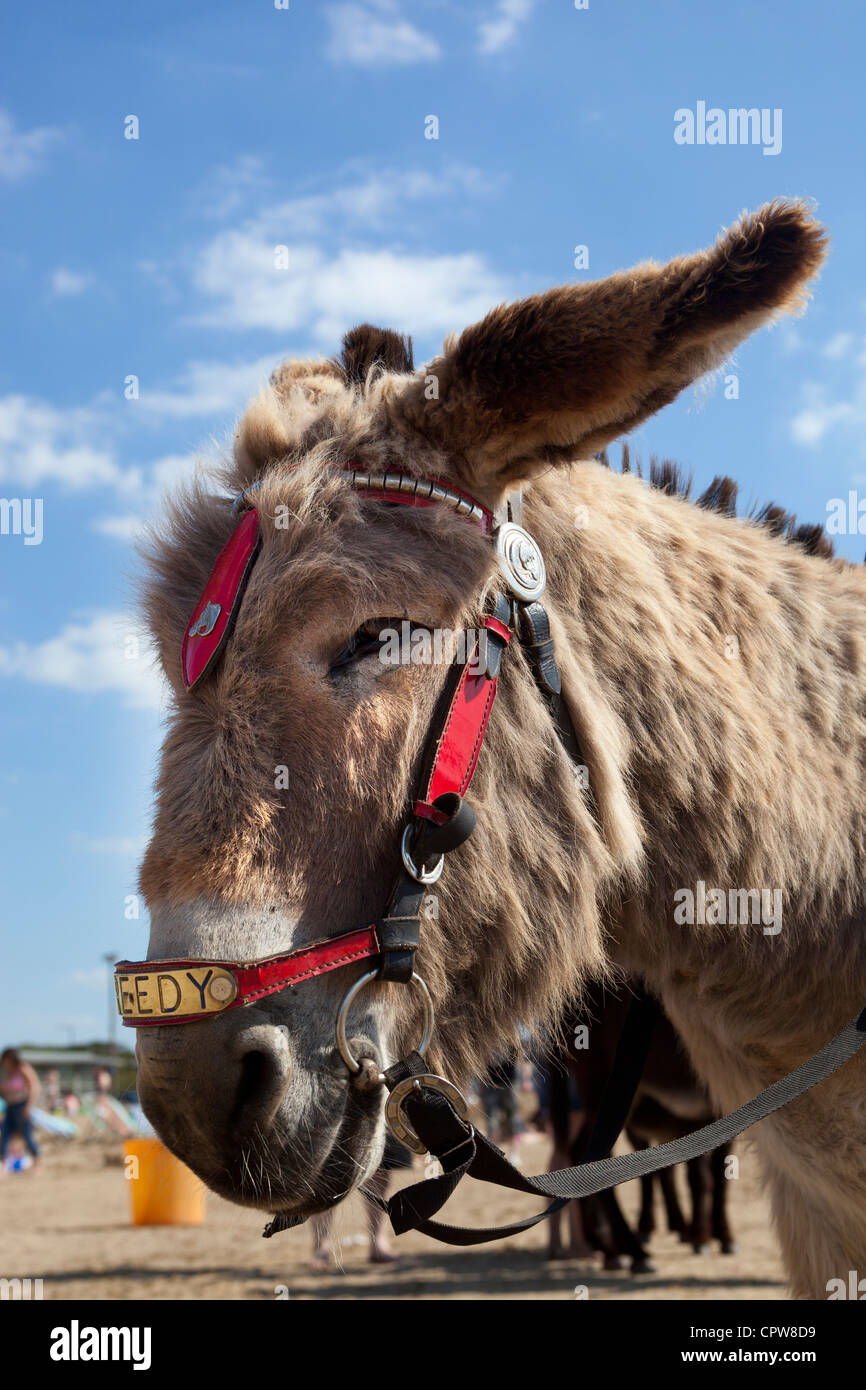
[135,200,866,1299]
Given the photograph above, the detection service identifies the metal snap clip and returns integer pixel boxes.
[385,1074,471,1155]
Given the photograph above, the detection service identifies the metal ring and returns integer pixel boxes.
[231,478,263,515]
[385,1073,470,1155]
[336,970,434,1075]
[400,824,444,884]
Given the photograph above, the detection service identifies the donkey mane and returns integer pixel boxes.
[598,443,836,560]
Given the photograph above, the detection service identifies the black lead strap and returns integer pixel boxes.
[366,1006,866,1246]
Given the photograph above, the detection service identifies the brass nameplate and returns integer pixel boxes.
[114,965,238,1022]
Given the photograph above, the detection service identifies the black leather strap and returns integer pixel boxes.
[415,793,476,859]
[517,600,561,695]
[376,875,425,983]
[482,592,513,678]
[377,795,477,982]
[515,597,600,823]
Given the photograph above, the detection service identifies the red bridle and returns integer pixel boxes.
[115,467,516,1028]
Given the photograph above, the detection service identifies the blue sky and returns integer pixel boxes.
[2,0,866,1043]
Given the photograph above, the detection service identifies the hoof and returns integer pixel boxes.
[631,1256,656,1275]
[603,1253,629,1271]
[692,1242,712,1256]
[721,1240,738,1255]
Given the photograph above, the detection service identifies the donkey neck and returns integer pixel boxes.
[527,462,866,984]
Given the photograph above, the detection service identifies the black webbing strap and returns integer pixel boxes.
[366,1006,866,1245]
[364,989,657,1239]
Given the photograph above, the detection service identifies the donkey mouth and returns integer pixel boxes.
[180,1074,386,1216]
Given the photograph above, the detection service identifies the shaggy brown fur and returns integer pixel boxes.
[138,201,866,1297]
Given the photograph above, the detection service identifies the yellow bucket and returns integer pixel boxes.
[123,1139,205,1226]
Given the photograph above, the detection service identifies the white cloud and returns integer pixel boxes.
[187,168,509,338]
[791,394,860,447]
[0,108,63,179]
[91,514,147,542]
[789,328,866,450]
[49,268,91,298]
[194,236,509,340]
[195,153,272,220]
[0,363,267,500]
[71,835,147,857]
[477,0,534,54]
[0,611,166,710]
[822,332,854,360]
[193,166,493,254]
[91,453,210,542]
[137,259,180,303]
[137,358,278,419]
[0,396,137,492]
[778,325,803,354]
[325,2,440,66]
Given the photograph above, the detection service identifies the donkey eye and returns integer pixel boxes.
[329,619,397,675]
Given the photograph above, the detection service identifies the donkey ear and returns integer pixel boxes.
[392,200,827,496]
[340,324,414,383]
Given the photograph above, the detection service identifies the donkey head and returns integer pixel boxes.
[136,201,825,1219]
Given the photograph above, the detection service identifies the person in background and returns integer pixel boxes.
[310,1134,414,1268]
[0,1048,41,1169]
[478,1051,523,1146]
[43,1067,61,1114]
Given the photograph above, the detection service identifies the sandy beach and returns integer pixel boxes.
[2,1130,787,1301]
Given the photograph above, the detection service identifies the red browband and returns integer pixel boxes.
[117,466,510,1026]
[181,467,493,693]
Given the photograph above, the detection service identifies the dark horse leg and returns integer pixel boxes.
[687,1154,714,1254]
[544,1061,592,1261]
[659,1165,688,1241]
[626,1129,655,1243]
[571,1136,655,1275]
[628,1129,689,1247]
[545,1060,570,1260]
[711,1145,738,1254]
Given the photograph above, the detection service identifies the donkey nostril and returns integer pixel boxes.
[235,1050,268,1111]
[229,1041,291,1132]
